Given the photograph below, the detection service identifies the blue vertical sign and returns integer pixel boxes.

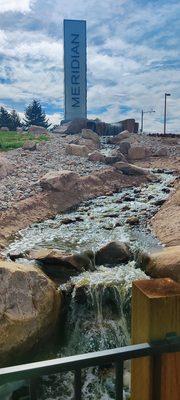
[64,19,87,121]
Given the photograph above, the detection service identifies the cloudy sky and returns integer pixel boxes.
[0,0,179,132]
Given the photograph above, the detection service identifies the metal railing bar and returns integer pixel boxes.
[74,368,82,400]
[0,341,179,386]
[29,378,38,400]
[115,360,124,400]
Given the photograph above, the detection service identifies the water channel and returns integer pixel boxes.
[1,170,175,400]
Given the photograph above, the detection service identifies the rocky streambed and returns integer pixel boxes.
[0,169,176,400]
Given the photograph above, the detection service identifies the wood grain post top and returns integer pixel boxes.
[133,278,180,298]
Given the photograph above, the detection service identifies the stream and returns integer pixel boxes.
[1,170,175,400]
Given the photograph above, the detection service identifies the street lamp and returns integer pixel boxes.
[140,109,155,133]
[164,93,171,135]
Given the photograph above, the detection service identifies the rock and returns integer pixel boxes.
[128,146,146,160]
[88,151,105,163]
[95,241,132,265]
[0,261,61,364]
[63,118,88,134]
[65,144,90,157]
[30,248,96,278]
[118,141,131,155]
[162,187,171,194]
[81,129,100,144]
[105,149,127,165]
[154,199,166,206]
[22,140,37,151]
[142,246,180,282]
[126,216,140,225]
[154,147,168,157]
[39,170,80,192]
[29,125,49,135]
[0,157,14,180]
[16,127,24,133]
[108,131,132,144]
[114,162,148,176]
[78,138,100,150]
[0,127,9,131]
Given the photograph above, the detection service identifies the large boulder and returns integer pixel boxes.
[105,149,127,164]
[29,125,49,135]
[30,248,96,279]
[114,162,148,176]
[81,129,100,145]
[108,131,132,144]
[65,144,90,157]
[118,141,131,155]
[128,146,146,160]
[63,118,87,134]
[88,151,105,163]
[95,241,132,265]
[0,157,14,180]
[154,147,168,157]
[0,261,61,364]
[22,140,37,151]
[139,246,180,282]
[39,170,80,192]
[0,127,9,131]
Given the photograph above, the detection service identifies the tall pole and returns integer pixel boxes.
[164,93,171,135]
[141,110,143,132]
[164,94,167,135]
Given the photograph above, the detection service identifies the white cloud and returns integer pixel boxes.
[0,0,33,13]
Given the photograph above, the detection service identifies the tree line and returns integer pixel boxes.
[0,100,50,131]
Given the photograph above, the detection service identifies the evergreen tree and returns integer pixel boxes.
[24,99,50,128]
[9,110,21,131]
[0,107,11,128]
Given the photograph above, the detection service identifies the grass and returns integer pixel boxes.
[0,131,49,151]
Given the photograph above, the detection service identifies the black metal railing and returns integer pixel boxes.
[0,335,179,400]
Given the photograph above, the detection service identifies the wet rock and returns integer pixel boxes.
[162,187,171,194]
[148,194,155,200]
[128,146,146,160]
[114,162,148,176]
[95,241,132,265]
[121,205,131,211]
[30,248,96,277]
[65,144,90,157]
[0,261,61,365]
[141,246,180,282]
[23,140,37,151]
[126,216,140,225]
[154,199,166,206]
[88,151,105,163]
[61,217,76,225]
[123,195,135,201]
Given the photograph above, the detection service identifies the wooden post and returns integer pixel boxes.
[131,278,180,400]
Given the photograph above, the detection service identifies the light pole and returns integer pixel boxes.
[140,109,155,133]
[164,93,171,135]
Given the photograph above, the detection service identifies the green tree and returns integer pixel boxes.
[24,99,50,128]
[0,106,11,128]
[9,110,21,131]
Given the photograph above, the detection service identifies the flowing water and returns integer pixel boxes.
[1,171,175,400]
